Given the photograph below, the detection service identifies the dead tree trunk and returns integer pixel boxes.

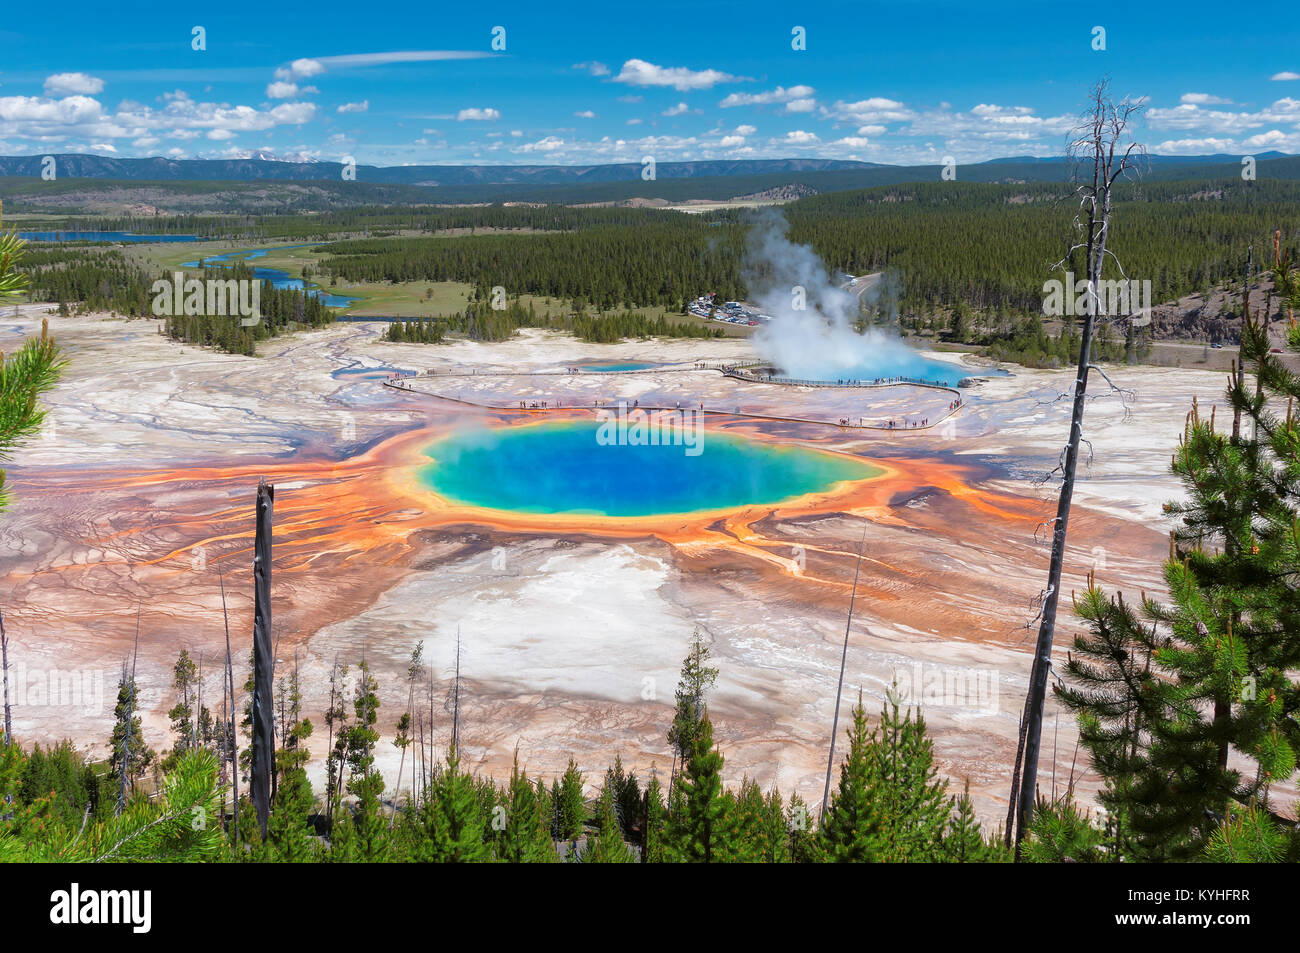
[1013,81,1144,850]
[1,609,11,819]
[250,478,275,838]
[820,521,870,820]
[220,568,238,842]
[0,609,11,746]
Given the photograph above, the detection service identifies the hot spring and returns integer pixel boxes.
[763,353,1007,388]
[417,420,880,517]
[575,361,659,372]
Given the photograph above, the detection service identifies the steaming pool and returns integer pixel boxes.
[575,361,659,372]
[777,352,1008,388]
[416,421,881,516]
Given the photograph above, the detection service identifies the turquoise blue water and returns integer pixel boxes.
[181,246,357,308]
[790,352,1007,388]
[417,420,879,516]
[331,364,414,380]
[577,361,658,372]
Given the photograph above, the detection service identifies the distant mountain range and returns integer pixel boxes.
[0,152,1292,186]
[0,155,884,185]
[3,152,1298,214]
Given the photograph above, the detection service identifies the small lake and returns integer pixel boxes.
[417,420,880,516]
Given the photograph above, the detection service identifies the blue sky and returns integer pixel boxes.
[1,0,1297,166]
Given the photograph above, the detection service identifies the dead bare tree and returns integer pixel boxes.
[220,566,238,842]
[820,521,870,820]
[251,478,275,839]
[194,651,202,752]
[390,642,422,829]
[0,609,11,747]
[445,626,463,759]
[1011,79,1145,851]
[425,659,435,796]
[1,609,11,820]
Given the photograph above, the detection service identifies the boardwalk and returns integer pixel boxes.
[381,365,966,433]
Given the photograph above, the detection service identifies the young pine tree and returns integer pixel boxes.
[414,748,488,863]
[668,714,729,862]
[165,649,198,765]
[1060,290,1300,856]
[870,694,949,861]
[944,781,990,863]
[498,756,555,863]
[582,782,636,863]
[552,758,586,843]
[820,695,879,862]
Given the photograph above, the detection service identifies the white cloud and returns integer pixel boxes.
[0,95,105,125]
[266,81,300,99]
[1153,128,1300,155]
[613,59,750,92]
[662,102,691,116]
[719,135,745,147]
[785,98,816,113]
[284,58,325,79]
[719,85,815,108]
[735,124,756,135]
[894,102,1075,146]
[0,91,319,148]
[1147,97,1300,135]
[626,118,643,125]
[782,130,819,144]
[44,73,104,96]
[573,61,610,77]
[337,100,370,113]
[291,51,487,76]
[207,129,237,140]
[825,97,914,124]
[516,135,566,153]
[833,136,871,148]
[1271,71,1300,81]
[574,109,596,119]
[456,107,500,121]
[1181,92,1233,105]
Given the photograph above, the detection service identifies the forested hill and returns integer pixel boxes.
[313,177,1300,316]
[780,177,1300,311]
